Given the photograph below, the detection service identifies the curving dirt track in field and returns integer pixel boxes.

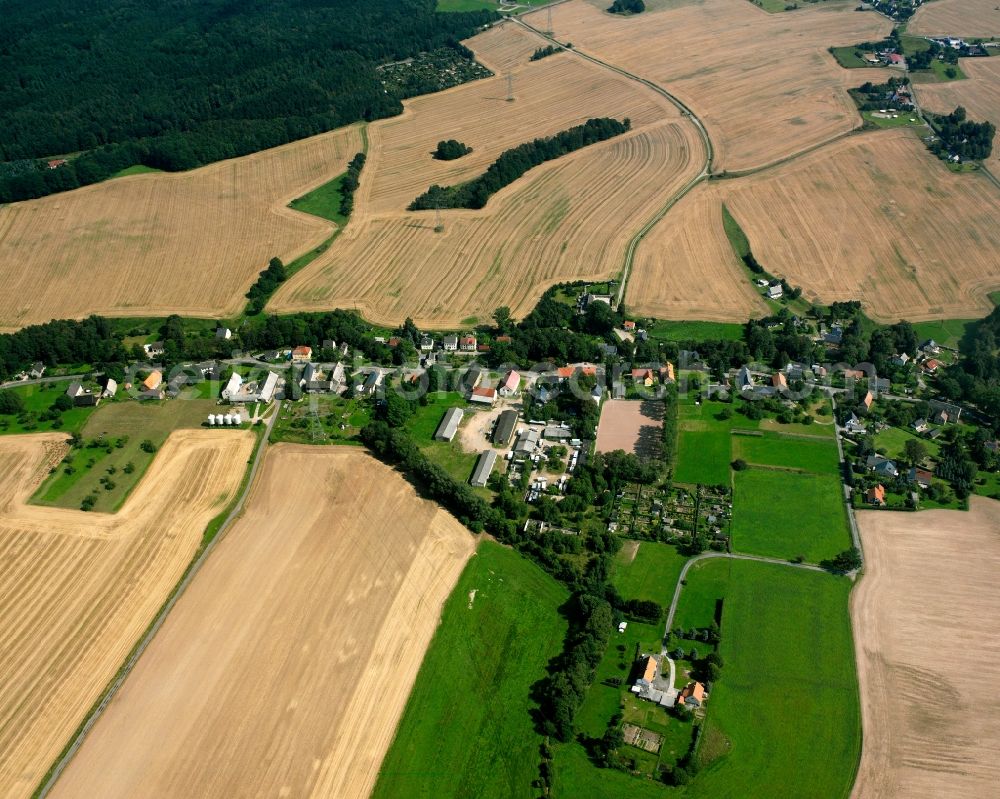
[0,429,254,798]
[852,497,1000,799]
[50,445,476,799]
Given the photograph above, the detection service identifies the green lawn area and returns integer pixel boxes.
[829,45,871,68]
[671,557,731,631]
[0,381,98,436]
[269,394,372,446]
[862,110,924,128]
[31,398,220,512]
[683,560,861,798]
[721,204,750,259]
[974,469,1000,500]
[912,318,977,350]
[645,320,744,343]
[611,541,687,608]
[874,425,941,462]
[371,541,568,799]
[732,468,851,563]
[110,164,163,178]
[730,432,840,475]
[405,391,467,441]
[288,172,350,225]
[674,399,761,486]
[436,0,498,9]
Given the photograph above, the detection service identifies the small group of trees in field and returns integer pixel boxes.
[530,45,563,61]
[432,139,472,160]
[928,107,995,162]
[608,0,645,14]
[409,117,630,210]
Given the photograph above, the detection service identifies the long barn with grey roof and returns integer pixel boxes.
[470,450,498,487]
[434,407,464,442]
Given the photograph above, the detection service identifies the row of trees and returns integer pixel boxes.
[338,152,367,217]
[0,0,496,201]
[409,117,631,210]
[245,258,288,316]
[530,45,563,61]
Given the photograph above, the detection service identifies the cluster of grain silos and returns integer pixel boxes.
[206,413,241,426]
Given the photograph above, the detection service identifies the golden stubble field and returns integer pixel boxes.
[0,125,362,331]
[531,0,892,172]
[852,498,1000,799]
[910,0,1000,37]
[270,23,707,327]
[916,55,1000,176]
[0,429,254,798]
[631,129,1000,322]
[51,445,476,799]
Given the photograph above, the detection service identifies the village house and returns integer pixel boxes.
[737,365,754,393]
[495,334,513,345]
[845,413,867,435]
[771,372,787,390]
[459,335,477,352]
[29,362,45,379]
[470,386,497,406]
[861,391,874,414]
[929,399,961,423]
[143,341,165,358]
[766,282,783,300]
[891,352,910,367]
[498,370,520,397]
[922,359,941,374]
[843,368,866,380]
[215,327,232,340]
[222,372,244,401]
[908,467,933,489]
[866,455,898,479]
[661,362,675,382]
[420,336,434,352]
[678,681,706,708]
[102,378,118,399]
[623,320,636,332]
[921,339,940,356]
[443,334,459,352]
[322,338,336,351]
[631,367,655,387]
[65,381,98,407]
[358,370,383,396]
[291,345,312,364]
[513,428,540,459]
[143,370,163,391]
[912,418,929,434]
[866,484,886,506]
[871,377,890,394]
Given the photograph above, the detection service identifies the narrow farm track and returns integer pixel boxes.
[510,14,713,308]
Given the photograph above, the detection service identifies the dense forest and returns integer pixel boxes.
[409,117,630,210]
[0,0,495,202]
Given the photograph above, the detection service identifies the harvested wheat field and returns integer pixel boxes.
[626,183,769,321]
[916,55,1000,176]
[51,445,475,799]
[0,429,253,799]
[649,129,1000,322]
[468,18,548,73]
[272,117,704,327]
[357,46,673,217]
[851,497,1000,799]
[0,125,362,331]
[910,0,1000,37]
[529,0,891,172]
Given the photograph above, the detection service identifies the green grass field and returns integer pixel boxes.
[371,541,568,799]
[288,172,350,225]
[269,393,371,446]
[0,380,97,436]
[830,46,872,68]
[683,560,861,798]
[611,541,687,608]
[862,110,924,128]
[31,398,220,512]
[406,391,467,440]
[874,425,941,462]
[110,164,163,178]
[674,399,764,486]
[731,432,840,475]
[912,318,977,350]
[721,204,750,259]
[645,320,744,343]
[732,468,850,563]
